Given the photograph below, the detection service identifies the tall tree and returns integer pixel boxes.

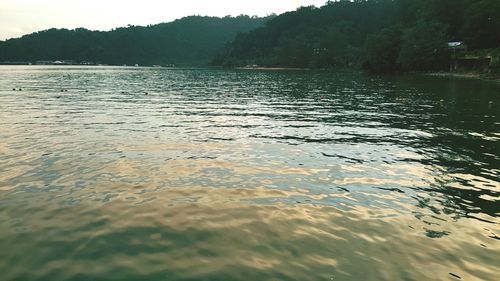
[461,0,500,49]
[363,27,401,73]
[397,20,449,71]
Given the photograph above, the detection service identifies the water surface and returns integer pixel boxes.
[0,66,499,280]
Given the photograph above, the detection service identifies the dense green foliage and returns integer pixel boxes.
[215,0,500,73]
[397,20,449,71]
[0,16,271,66]
[1,0,499,71]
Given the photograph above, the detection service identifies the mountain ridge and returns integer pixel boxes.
[0,15,273,66]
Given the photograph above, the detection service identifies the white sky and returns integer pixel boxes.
[0,0,327,40]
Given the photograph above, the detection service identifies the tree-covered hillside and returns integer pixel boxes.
[0,15,272,66]
[214,0,500,73]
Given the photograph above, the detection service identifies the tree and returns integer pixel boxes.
[397,20,449,71]
[362,27,401,73]
[461,0,500,49]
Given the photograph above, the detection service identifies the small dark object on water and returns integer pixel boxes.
[19,88,22,91]
[449,273,461,279]
[145,92,149,95]
[13,88,16,91]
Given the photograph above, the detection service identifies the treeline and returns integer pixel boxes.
[0,15,271,66]
[214,0,500,73]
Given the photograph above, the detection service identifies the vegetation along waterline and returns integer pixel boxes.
[0,15,273,66]
[1,0,499,77]
[214,0,500,75]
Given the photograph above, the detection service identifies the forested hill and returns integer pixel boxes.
[214,0,500,73]
[0,15,272,66]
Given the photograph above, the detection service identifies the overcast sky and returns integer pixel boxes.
[0,0,327,40]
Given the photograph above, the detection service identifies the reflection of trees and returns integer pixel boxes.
[248,71,500,222]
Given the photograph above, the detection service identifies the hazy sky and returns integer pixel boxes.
[0,0,327,40]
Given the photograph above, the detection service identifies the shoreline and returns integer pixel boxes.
[236,67,309,71]
[425,72,500,82]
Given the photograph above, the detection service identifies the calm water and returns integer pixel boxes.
[0,66,499,281]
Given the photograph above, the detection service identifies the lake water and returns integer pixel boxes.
[0,66,499,281]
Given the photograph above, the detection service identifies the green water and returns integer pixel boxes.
[0,66,499,281]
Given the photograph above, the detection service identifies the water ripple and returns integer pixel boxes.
[0,66,499,280]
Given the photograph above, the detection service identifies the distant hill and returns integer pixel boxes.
[0,15,272,66]
[214,0,500,73]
